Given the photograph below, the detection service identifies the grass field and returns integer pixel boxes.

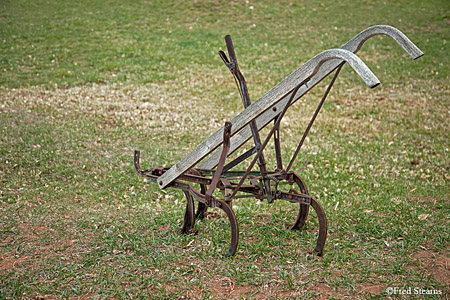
[1,0,449,299]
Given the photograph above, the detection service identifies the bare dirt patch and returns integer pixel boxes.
[310,281,353,299]
[28,293,59,300]
[0,219,87,275]
[0,253,32,271]
[313,282,336,299]
[407,246,450,286]
[360,283,385,295]
[186,276,255,299]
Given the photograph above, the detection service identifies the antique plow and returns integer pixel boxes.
[135,25,423,256]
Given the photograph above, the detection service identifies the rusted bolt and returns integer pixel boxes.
[159,181,163,185]
[272,106,277,112]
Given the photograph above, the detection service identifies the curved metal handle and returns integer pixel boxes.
[302,48,380,88]
[344,25,424,59]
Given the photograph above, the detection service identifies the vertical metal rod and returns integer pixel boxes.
[230,79,309,199]
[273,117,283,170]
[234,69,269,176]
[223,35,271,195]
[285,63,344,173]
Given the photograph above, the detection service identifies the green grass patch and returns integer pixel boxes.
[1,0,449,299]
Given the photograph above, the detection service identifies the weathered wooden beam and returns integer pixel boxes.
[158,48,380,188]
[198,25,423,170]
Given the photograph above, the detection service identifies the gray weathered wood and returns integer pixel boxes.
[199,25,423,170]
[158,49,379,188]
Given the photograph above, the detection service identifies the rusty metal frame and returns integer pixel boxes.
[134,25,423,257]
